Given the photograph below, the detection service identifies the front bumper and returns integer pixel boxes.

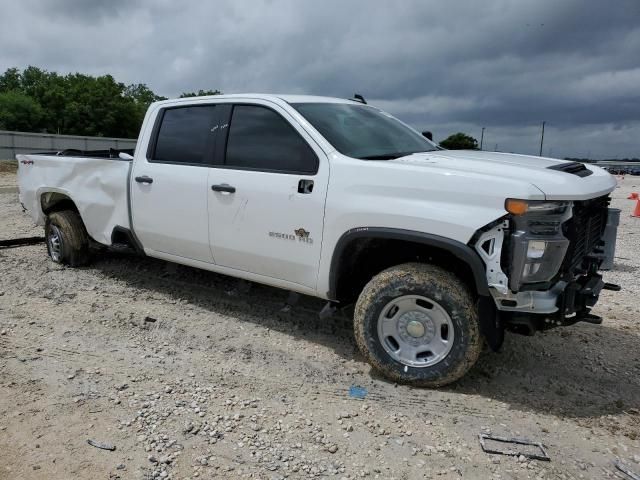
[475,202,619,330]
[503,272,620,334]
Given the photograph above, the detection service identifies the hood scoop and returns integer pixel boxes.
[547,161,593,177]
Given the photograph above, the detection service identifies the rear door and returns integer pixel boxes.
[131,104,219,262]
[207,101,329,289]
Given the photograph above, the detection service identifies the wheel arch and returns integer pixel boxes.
[328,227,490,303]
[40,190,80,216]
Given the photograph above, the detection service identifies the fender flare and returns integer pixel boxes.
[328,227,490,300]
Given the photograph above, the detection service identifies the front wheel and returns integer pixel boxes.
[354,263,481,387]
[45,210,91,267]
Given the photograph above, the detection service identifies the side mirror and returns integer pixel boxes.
[119,152,134,161]
[422,131,433,141]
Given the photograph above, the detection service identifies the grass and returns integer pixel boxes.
[0,160,18,174]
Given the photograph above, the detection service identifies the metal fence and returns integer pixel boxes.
[0,130,137,159]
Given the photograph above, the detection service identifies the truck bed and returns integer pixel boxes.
[16,152,133,246]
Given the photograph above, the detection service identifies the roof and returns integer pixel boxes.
[153,93,361,107]
[275,94,358,104]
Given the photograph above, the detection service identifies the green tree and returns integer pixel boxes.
[0,91,44,131]
[125,83,167,105]
[179,89,222,98]
[0,66,221,137]
[0,67,21,92]
[439,132,479,150]
[124,83,168,130]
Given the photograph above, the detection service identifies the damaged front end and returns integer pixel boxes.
[473,196,620,336]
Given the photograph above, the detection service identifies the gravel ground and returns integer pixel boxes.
[1,170,639,480]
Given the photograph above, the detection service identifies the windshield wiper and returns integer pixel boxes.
[358,154,403,160]
[358,151,429,160]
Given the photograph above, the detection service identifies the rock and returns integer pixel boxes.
[328,445,338,454]
[183,422,194,434]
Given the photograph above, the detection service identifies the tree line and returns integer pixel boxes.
[0,67,220,138]
[0,66,481,147]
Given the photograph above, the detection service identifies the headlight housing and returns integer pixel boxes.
[506,199,572,291]
[505,199,571,216]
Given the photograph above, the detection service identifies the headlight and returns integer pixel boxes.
[526,240,547,259]
[505,199,570,216]
[508,200,572,291]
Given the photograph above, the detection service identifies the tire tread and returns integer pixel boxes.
[354,262,481,387]
[46,210,91,267]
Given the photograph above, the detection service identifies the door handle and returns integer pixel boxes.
[211,184,236,193]
[135,175,153,184]
[298,179,314,194]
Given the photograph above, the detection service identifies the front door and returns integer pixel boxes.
[131,104,218,263]
[207,102,329,289]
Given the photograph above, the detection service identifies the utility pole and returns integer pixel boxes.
[480,127,485,150]
[539,121,546,156]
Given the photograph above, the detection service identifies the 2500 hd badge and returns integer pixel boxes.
[269,228,313,244]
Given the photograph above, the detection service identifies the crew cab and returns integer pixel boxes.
[17,94,619,386]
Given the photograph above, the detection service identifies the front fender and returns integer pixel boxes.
[327,227,490,300]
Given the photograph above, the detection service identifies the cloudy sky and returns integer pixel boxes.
[2,0,639,159]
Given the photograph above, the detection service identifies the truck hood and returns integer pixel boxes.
[392,150,617,201]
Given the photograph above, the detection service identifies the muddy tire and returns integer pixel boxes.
[45,210,91,267]
[354,263,481,387]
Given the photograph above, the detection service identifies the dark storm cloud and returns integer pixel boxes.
[39,0,142,22]
[1,0,639,158]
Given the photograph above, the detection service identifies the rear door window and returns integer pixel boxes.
[224,105,318,174]
[152,105,217,164]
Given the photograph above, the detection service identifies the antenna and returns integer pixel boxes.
[353,94,367,104]
[539,121,546,156]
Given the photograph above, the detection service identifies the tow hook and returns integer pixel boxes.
[602,282,621,291]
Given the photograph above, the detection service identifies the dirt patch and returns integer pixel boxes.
[0,160,18,174]
[1,172,639,479]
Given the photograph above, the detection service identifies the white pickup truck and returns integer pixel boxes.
[17,94,620,386]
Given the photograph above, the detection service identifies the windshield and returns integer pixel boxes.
[292,102,438,159]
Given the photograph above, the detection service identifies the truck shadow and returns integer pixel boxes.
[93,253,640,424]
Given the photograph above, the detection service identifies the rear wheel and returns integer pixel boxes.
[45,210,91,267]
[354,263,481,387]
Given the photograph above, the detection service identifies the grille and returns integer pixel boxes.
[563,196,609,272]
